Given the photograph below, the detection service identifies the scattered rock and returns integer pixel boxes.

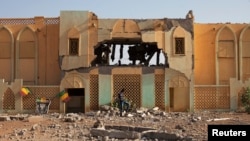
[93,119,105,129]
[0,106,249,140]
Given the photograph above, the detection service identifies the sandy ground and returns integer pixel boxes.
[0,111,250,140]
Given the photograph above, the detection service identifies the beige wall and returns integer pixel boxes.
[173,87,189,112]
[194,23,249,85]
[165,26,193,80]
[44,24,61,85]
[0,17,61,85]
[59,11,90,69]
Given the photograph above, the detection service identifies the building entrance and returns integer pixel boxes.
[66,88,85,113]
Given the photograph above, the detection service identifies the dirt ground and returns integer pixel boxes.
[0,111,250,140]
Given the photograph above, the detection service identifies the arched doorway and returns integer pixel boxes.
[66,88,85,113]
[60,71,86,113]
[169,75,190,112]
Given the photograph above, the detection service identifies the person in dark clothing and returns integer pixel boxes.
[118,88,130,116]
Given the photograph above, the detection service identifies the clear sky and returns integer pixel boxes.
[1,0,250,23]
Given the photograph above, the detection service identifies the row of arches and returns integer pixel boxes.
[216,25,250,84]
[0,26,37,84]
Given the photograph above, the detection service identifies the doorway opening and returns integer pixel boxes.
[66,88,85,113]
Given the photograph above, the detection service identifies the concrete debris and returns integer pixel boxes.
[0,116,11,121]
[206,117,231,122]
[0,106,246,141]
[27,115,44,123]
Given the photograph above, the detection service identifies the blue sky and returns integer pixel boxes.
[1,0,250,23]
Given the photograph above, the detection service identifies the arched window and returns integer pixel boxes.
[173,26,186,55]
[216,26,237,85]
[239,25,250,82]
[16,27,37,85]
[68,27,80,56]
[0,27,14,82]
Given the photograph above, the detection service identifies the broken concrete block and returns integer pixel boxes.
[27,116,44,122]
[0,116,10,121]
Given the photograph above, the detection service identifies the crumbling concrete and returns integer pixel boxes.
[1,105,248,140]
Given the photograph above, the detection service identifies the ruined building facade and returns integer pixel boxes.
[0,10,249,113]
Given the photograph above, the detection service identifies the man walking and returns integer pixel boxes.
[118,88,130,116]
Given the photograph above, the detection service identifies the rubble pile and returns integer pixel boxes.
[0,105,249,141]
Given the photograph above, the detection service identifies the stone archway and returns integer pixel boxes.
[169,74,190,112]
[60,71,87,89]
[60,71,86,113]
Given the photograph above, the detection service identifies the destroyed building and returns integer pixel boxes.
[0,10,250,113]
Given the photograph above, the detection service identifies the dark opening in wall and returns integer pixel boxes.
[66,88,85,113]
[91,40,169,67]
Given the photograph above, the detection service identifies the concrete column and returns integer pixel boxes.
[99,67,112,106]
[0,79,6,112]
[141,73,155,108]
[84,81,90,112]
[14,79,23,113]
[164,70,171,112]
[230,78,240,111]
[164,79,170,112]
[189,74,194,112]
